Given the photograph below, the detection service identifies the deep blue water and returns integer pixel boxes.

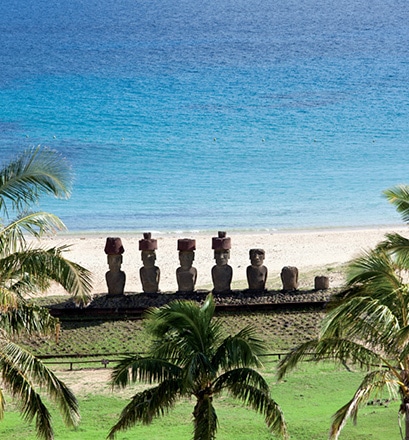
[0,0,408,232]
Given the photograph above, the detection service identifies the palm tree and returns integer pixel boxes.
[0,146,93,439]
[108,293,288,440]
[277,240,409,439]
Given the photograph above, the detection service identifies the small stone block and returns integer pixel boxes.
[314,276,330,290]
[281,266,299,291]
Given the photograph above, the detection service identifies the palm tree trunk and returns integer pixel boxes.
[193,394,217,440]
[406,403,409,440]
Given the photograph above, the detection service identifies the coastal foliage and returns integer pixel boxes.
[0,146,93,439]
[384,184,409,224]
[108,293,288,440]
[277,185,409,440]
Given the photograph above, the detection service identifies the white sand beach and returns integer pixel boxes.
[30,225,408,296]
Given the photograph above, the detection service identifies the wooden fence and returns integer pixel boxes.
[38,352,292,371]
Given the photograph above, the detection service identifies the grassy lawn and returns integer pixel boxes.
[1,362,399,439]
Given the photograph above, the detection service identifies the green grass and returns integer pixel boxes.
[273,362,400,440]
[1,362,400,439]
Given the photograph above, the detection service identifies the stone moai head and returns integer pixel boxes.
[139,232,158,267]
[212,231,231,265]
[280,266,299,292]
[249,248,265,267]
[247,248,267,292]
[104,237,125,270]
[178,238,196,269]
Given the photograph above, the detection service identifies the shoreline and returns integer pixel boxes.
[31,224,409,297]
[54,222,404,238]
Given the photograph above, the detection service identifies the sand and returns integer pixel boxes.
[28,225,408,296]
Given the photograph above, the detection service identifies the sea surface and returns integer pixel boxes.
[0,0,408,233]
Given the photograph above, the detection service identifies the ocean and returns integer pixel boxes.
[0,0,408,233]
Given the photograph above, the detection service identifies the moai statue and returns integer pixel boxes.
[139,232,160,294]
[281,266,299,292]
[211,231,232,294]
[314,275,329,291]
[246,248,268,292]
[104,237,126,295]
[176,238,197,293]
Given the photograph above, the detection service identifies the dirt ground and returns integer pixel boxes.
[56,367,147,397]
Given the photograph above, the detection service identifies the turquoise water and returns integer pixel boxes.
[1,0,408,232]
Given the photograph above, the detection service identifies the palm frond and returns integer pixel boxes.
[212,325,265,371]
[146,301,205,348]
[225,381,288,439]
[199,293,217,327]
[38,246,93,305]
[397,330,409,362]
[321,296,401,351]
[276,339,320,380]
[0,340,80,439]
[0,211,66,255]
[0,246,92,305]
[0,302,59,337]
[110,355,183,388]
[383,185,409,224]
[346,248,402,294]
[107,379,182,439]
[3,341,80,425]
[330,369,398,440]
[0,146,72,215]
[184,351,215,390]
[276,217,409,439]
[277,338,383,381]
[213,367,269,395]
[0,286,19,311]
[110,354,140,387]
[0,148,88,437]
[377,232,409,269]
[0,286,59,337]
[129,358,183,386]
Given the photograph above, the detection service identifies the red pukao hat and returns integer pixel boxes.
[104,237,125,255]
[177,238,196,251]
[139,232,158,251]
[212,231,231,250]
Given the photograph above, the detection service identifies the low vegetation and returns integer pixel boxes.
[19,308,326,357]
